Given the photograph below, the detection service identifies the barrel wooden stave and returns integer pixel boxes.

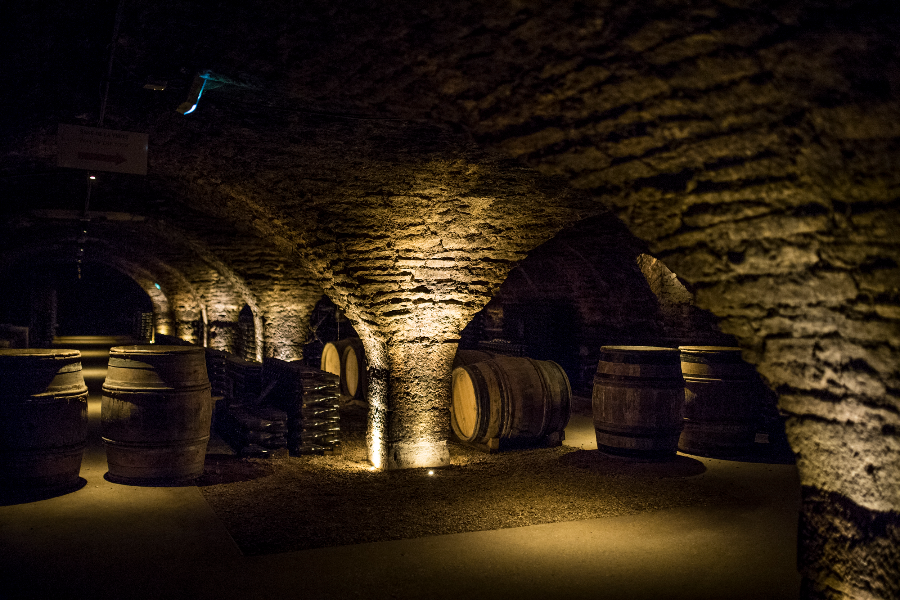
[451,356,570,447]
[678,346,760,457]
[451,349,495,370]
[592,346,684,459]
[101,345,211,484]
[0,349,88,489]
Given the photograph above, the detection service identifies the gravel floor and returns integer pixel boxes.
[198,405,729,556]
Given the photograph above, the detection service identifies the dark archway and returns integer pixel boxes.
[236,304,257,362]
[0,259,153,341]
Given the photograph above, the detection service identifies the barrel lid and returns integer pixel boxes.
[679,346,746,365]
[0,348,81,359]
[110,345,204,355]
[601,346,676,352]
[678,346,742,353]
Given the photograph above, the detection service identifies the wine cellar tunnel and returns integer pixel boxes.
[1,1,898,599]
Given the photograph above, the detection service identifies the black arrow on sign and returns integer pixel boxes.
[77,151,127,165]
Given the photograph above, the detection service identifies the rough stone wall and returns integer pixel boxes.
[635,253,733,347]
[205,238,324,362]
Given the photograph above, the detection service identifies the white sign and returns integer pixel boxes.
[57,124,148,175]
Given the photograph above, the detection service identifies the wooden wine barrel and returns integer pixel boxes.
[0,349,88,489]
[340,338,367,400]
[450,356,571,447]
[320,340,346,378]
[451,349,495,370]
[592,346,684,459]
[321,338,367,401]
[101,345,212,484]
[678,346,761,457]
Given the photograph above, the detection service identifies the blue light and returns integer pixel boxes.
[177,75,209,115]
[154,283,161,290]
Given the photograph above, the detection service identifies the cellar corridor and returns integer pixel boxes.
[3,2,897,596]
[0,337,801,600]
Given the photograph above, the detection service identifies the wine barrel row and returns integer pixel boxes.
[591,345,763,459]
[320,338,367,402]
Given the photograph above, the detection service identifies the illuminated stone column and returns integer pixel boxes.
[357,332,458,470]
[255,286,323,361]
[204,278,242,354]
[346,302,472,470]
[384,339,457,469]
[262,305,311,361]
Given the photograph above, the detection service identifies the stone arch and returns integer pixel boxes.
[237,304,256,362]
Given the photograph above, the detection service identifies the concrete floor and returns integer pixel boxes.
[1,338,802,600]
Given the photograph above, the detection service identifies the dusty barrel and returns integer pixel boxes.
[450,356,571,446]
[451,349,495,370]
[678,346,761,457]
[101,345,211,484]
[320,339,348,378]
[321,338,367,401]
[592,346,684,459]
[0,349,88,489]
[339,338,367,401]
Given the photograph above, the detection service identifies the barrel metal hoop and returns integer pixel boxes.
[593,374,684,389]
[595,424,684,438]
[102,383,212,394]
[527,357,552,438]
[484,359,512,439]
[102,436,210,449]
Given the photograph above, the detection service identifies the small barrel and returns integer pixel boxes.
[0,349,88,489]
[592,346,684,459]
[678,346,761,457]
[101,345,212,485]
[451,356,571,446]
[320,340,347,378]
[451,349,495,370]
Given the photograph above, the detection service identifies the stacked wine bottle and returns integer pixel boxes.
[263,357,341,456]
[223,406,289,456]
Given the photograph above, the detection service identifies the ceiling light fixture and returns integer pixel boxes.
[177,74,209,115]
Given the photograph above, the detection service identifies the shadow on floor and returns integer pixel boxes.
[0,477,87,506]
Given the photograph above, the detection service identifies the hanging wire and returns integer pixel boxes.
[77,0,126,276]
[98,0,127,128]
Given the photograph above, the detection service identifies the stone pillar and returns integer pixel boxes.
[798,487,899,600]
[261,304,315,362]
[384,339,456,469]
[355,317,463,470]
